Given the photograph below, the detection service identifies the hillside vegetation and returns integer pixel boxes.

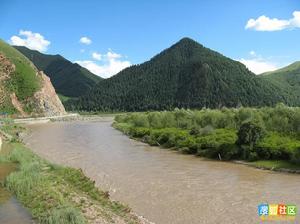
[0,40,65,117]
[260,61,300,100]
[0,40,41,114]
[114,105,300,167]
[14,46,102,98]
[66,38,299,112]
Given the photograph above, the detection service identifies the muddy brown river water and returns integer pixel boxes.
[24,119,300,224]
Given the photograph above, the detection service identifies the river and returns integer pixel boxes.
[24,119,300,224]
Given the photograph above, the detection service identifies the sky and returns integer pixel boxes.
[0,0,299,77]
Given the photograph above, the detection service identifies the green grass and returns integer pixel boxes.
[1,124,25,139]
[0,39,41,101]
[0,120,140,223]
[2,143,140,224]
[0,97,17,115]
[250,160,300,171]
[42,207,86,224]
[0,118,141,224]
[4,143,86,223]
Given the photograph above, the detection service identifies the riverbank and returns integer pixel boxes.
[12,113,115,124]
[23,119,300,224]
[0,120,148,224]
[13,113,79,124]
[115,122,300,174]
[234,160,300,174]
[113,107,300,174]
[0,158,34,224]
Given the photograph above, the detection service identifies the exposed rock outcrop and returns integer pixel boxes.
[0,51,66,117]
[0,54,15,106]
[33,71,66,116]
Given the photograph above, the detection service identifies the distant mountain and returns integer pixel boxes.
[66,37,299,111]
[0,40,65,117]
[14,46,102,98]
[260,62,300,100]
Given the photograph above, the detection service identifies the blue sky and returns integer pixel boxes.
[0,0,299,77]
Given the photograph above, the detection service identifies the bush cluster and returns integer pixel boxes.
[114,105,300,163]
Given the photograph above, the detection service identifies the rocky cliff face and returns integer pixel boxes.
[0,52,66,117]
[32,71,66,116]
[0,54,14,107]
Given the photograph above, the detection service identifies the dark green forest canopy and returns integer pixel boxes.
[66,38,300,111]
[14,46,102,98]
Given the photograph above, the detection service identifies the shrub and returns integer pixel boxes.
[128,127,150,138]
[114,107,300,162]
[161,112,176,128]
[189,125,214,136]
[130,113,149,127]
[256,132,300,160]
[291,147,300,164]
[148,112,164,128]
[200,143,239,160]
[237,122,265,148]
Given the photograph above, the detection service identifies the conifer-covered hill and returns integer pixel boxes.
[14,46,102,98]
[67,38,299,111]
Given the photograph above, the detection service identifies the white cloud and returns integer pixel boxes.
[238,51,282,74]
[92,52,102,60]
[239,58,278,74]
[107,51,121,60]
[79,36,92,45]
[10,30,50,52]
[75,50,131,78]
[245,11,300,31]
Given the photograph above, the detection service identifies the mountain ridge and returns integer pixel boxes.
[14,46,102,98]
[66,37,299,111]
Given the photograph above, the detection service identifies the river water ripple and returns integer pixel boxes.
[24,120,300,224]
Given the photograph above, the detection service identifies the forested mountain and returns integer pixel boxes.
[260,62,300,100]
[14,46,102,98]
[66,38,299,111]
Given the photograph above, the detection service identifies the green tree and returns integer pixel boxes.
[237,122,265,147]
[237,122,265,160]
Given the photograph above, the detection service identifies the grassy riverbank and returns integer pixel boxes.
[113,105,300,172]
[0,121,143,224]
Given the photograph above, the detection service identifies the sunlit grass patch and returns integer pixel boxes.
[250,160,300,171]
